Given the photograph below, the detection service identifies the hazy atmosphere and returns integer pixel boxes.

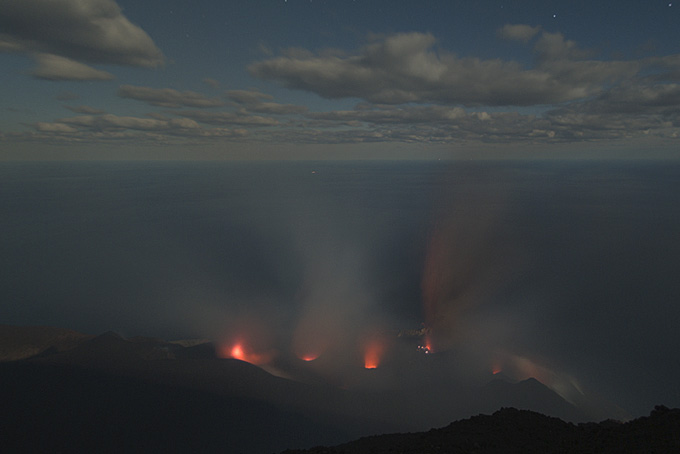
[1,2,680,450]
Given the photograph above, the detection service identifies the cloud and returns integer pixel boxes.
[533,32,583,60]
[203,78,220,89]
[225,89,306,115]
[34,122,79,133]
[118,85,225,108]
[497,24,541,43]
[31,53,114,81]
[240,28,680,145]
[245,102,308,115]
[270,99,676,145]
[11,21,680,149]
[308,104,466,125]
[569,83,680,115]
[0,0,164,77]
[30,113,249,143]
[226,90,274,104]
[178,110,280,126]
[249,31,645,106]
[64,105,107,115]
[58,114,201,131]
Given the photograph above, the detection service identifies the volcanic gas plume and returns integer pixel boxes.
[203,170,584,407]
[362,332,389,369]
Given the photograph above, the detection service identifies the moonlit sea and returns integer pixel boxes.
[1,159,679,416]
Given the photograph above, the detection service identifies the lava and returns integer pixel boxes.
[363,339,385,369]
[417,344,431,354]
[294,344,325,363]
[231,344,246,361]
[300,353,320,362]
[219,341,273,365]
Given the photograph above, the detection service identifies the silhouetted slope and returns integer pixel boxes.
[0,325,92,361]
[1,330,398,452]
[0,360,357,454]
[481,377,585,422]
[283,406,680,454]
[28,333,398,436]
[0,326,635,453]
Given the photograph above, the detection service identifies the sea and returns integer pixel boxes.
[1,159,679,415]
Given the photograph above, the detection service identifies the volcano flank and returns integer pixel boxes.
[0,325,672,453]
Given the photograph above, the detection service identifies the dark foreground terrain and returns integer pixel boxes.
[1,325,678,453]
[284,406,680,454]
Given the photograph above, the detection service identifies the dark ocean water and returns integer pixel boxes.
[1,159,679,415]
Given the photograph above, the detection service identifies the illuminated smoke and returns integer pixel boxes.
[214,313,279,366]
[290,238,380,375]
[291,309,334,363]
[231,344,245,360]
[420,171,522,357]
[363,336,387,369]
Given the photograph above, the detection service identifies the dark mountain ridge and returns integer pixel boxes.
[0,359,356,454]
[283,406,680,454]
[0,324,93,361]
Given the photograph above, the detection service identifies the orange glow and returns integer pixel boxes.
[294,345,324,362]
[219,341,273,365]
[493,368,502,375]
[231,344,245,361]
[363,340,385,369]
[423,332,434,354]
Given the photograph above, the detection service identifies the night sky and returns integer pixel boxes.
[1,0,679,159]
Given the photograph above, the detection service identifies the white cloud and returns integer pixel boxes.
[64,105,107,115]
[226,90,274,104]
[575,83,680,115]
[58,114,200,131]
[178,110,280,126]
[35,122,79,133]
[118,85,225,108]
[224,89,306,114]
[249,31,650,107]
[31,53,114,81]
[533,31,594,62]
[308,105,466,124]
[245,102,308,115]
[497,24,541,43]
[29,113,248,143]
[0,0,164,79]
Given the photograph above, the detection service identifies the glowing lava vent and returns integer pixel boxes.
[363,339,386,369]
[299,353,320,362]
[219,341,273,365]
